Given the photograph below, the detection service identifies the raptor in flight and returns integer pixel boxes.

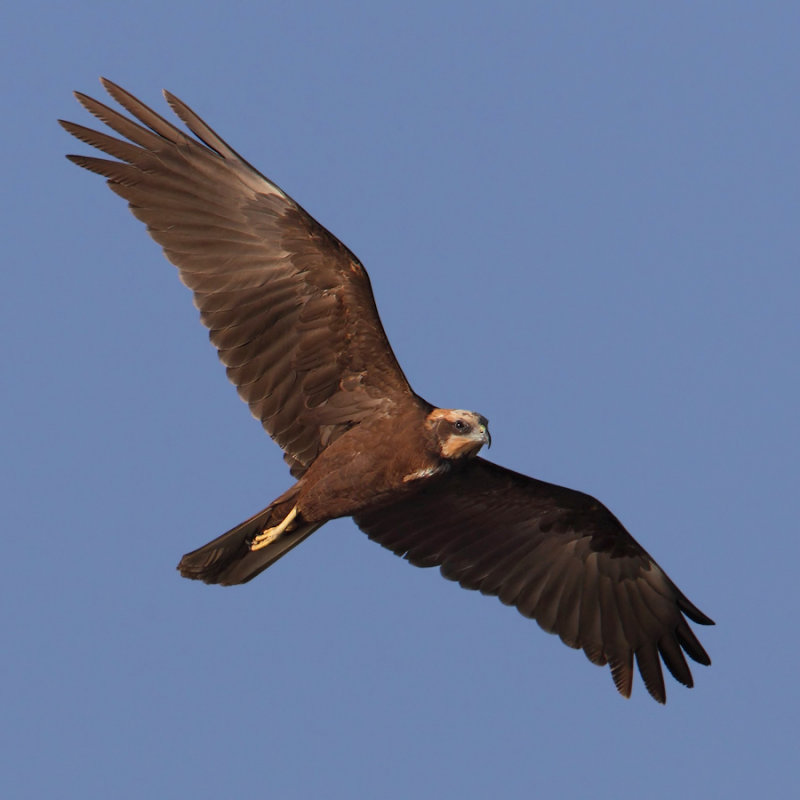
[62,80,713,703]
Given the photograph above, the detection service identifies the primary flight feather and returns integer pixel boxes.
[61,79,713,703]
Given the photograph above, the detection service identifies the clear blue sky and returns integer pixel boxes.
[4,2,798,797]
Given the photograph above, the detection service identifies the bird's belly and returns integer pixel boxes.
[296,448,441,524]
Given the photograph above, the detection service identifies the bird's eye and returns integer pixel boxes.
[454,420,469,433]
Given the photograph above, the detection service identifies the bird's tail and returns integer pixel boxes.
[177,498,321,586]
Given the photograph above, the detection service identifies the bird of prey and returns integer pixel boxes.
[61,79,713,703]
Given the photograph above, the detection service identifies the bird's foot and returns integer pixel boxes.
[250,506,298,551]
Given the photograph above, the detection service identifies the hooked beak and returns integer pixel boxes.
[479,417,491,448]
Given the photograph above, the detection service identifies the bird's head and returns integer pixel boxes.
[426,408,491,460]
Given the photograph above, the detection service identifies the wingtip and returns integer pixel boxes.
[644,682,667,705]
[679,597,715,627]
[162,89,182,116]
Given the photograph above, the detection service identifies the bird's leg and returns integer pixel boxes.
[250,506,298,551]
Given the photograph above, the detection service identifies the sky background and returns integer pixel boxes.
[3,2,798,797]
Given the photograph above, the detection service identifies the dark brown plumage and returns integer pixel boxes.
[62,79,713,703]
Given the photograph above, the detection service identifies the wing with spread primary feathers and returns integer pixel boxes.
[354,457,713,703]
[61,79,419,476]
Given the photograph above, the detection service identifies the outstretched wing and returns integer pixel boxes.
[61,79,419,475]
[354,458,713,703]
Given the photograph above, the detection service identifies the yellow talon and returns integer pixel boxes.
[250,506,298,551]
